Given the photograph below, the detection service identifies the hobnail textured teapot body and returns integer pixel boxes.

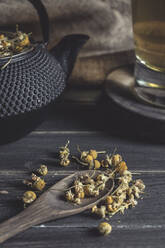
[0,44,66,118]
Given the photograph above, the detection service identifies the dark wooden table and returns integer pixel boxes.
[0,87,165,247]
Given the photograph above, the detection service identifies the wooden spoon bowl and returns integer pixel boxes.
[0,170,114,244]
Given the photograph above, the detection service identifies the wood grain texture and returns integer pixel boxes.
[0,132,165,171]
[0,171,114,244]
[0,172,164,228]
[0,171,164,247]
[35,98,165,143]
[2,228,165,248]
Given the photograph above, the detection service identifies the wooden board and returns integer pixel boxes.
[0,101,164,247]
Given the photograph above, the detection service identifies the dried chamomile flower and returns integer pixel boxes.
[65,190,75,202]
[89,150,98,159]
[106,196,113,205]
[96,182,106,191]
[94,160,101,169]
[101,152,123,170]
[19,33,30,47]
[117,192,127,203]
[74,180,84,193]
[92,189,100,197]
[127,193,138,207]
[111,202,120,213]
[59,140,70,158]
[116,161,128,175]
[132,185,141,198]
[75,146,105,169]
[89,149,105,159]
[82,174,95,185]
[119,170,132,185]
[134,179,145,191]
[130,180,145,199]
[32,174,46,191]
[31,173,40,182]
[122,170,132,183]
[98,222,112,236]
[111,154,122,167]
[92,205,98,213]
[84,183,95,196]
[74,198,81,205]
[77,191,85,199]
[100,154,114,168]
[65,182,85,204]
[107,204,116,213]
[96,174,109,183]
[116,182,129,195]
[95,205,107,218]
[83,155,94,169]
[23,172,46,191]
[78,146,105,160]
[37,165,48,176]
[84,154,93,164]
[22,191,36,205]
[59,141,70,166]
[0,34,4,39]
[101,159,109,168]
[60,158,70,167]
[79,149,88,161]
[33,179,46,191]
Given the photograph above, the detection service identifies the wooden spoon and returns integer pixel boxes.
[0,170,114,244]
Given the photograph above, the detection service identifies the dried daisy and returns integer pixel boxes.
[22,191,37,207]
[72,146,105,170]
[37,165,48,176]
[98,222,112,236]
[59,141,70,166]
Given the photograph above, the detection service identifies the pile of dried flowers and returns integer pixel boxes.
[65,172,111,205]
[0,26,31,58]
[65,160,145,219]
[21,141,145,236]
[62,141,145,235]
[22,164,48,207]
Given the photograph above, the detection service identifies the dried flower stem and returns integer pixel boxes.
[72,156,88,166]
[1,56,13,70]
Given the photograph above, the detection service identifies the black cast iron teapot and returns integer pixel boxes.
[0,0,89,119]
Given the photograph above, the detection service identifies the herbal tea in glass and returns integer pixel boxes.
[132,0,165,107]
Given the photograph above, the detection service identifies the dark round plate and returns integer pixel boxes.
[104,64,165,121]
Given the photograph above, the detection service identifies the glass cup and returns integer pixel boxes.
[131,0,165,107]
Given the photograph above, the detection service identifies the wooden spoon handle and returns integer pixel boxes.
[0,205,51,244]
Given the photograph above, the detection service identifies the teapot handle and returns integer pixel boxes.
[28,0,49,45]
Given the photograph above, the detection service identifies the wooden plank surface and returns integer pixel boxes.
[0,172,164,226]
[0,170,164,247]
[0,132,165,170]
[2,228,165,248]
[0,98,164,247]
[37,97,165,143]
